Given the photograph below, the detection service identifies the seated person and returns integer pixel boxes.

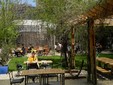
[27,52,39,82]
[27,51,39,69]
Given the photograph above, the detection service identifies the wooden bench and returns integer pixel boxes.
[96,66,111,74]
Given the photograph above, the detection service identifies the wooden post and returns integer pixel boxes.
[87,18,97,85]
[71,26,75,69]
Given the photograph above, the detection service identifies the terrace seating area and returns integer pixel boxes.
[0,69,88,85]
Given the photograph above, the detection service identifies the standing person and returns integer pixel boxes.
[75,42,80,53]
[21,44,26,56]
[28,44,33,53]
[96,43,102,57]
[54,42,57,51]
[15,43,22,57]
[61,38,68,68]
[56,43,61,52]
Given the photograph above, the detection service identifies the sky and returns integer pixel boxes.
[21,0,36,7]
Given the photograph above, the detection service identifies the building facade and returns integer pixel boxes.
[15,20,49,47]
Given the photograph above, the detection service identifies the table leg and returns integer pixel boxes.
[62,73,65,85]
[41,74,46,85]
[39,75,42,85]
[111,66,113,74]
[60,74,61,85]
[25,76,27,85]
[98,61,101,67]
[104,63,108,69]
[47,75,49,85]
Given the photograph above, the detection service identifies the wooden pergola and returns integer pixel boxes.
[69,0,113,25]
[69,0,113,85]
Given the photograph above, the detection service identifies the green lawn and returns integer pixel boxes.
[8,57,27,71]
[8,53,113,71]
[8,55,63,71]
[98,54,113,58]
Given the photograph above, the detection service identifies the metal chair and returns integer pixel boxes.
[9,72,24,85]
[26,63,39,83]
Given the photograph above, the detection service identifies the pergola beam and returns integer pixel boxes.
[68,0,113,25]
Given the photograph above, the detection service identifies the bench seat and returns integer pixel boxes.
[96,66,111,74]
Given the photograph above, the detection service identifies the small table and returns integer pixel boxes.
[24,60,53,69]
[19,68,65,85]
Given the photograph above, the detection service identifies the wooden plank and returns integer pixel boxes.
[107,0,113,6]
[96,66,110,74]
[96,57,113,65]
[20,69,65,76]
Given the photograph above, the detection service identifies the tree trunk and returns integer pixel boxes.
[71,26,75,69]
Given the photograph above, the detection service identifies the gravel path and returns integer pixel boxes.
[1,78,113,85]
[0,70,113,85]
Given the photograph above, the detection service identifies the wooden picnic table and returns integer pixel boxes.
[96,57,113,74]
[19,68,65,85]
[24,60,53,64]
[96,57,113,65]
[24,60,53,69]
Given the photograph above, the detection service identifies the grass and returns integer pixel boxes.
[8,55,62,71]
[75,54,87,69]
[98,54,113,58]
[8,53,113,71]
[8,57,27,71]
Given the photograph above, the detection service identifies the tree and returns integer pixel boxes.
[0,1,19,64]
[9,0,98,68]
[32,0,99,69]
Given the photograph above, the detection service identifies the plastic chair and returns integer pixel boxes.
[9,72,24,85]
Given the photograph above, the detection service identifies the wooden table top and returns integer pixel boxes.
[96,57,113,65]
[19,68,65,76]
[24,60,53,64]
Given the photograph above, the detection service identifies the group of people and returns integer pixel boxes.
[14,44,26,57]
[12,44,50,57]
[15,44,34,57]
